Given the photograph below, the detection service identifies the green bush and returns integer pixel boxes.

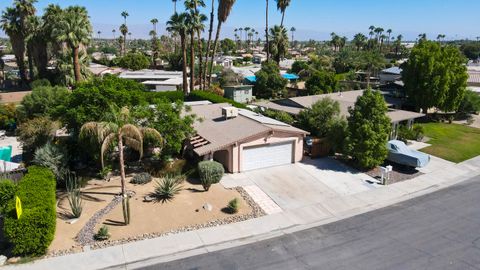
[187,91,247,109]
[227,198,240,214]
[30,79,51,89]
[0,179,16,214]
[3,166,56,256]
[33,142,69,184]
[397,125,425,142]
[198,161,224,191]
[130,172,153,185]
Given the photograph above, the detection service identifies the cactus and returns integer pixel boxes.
[66,172,83,218]
[122,195,130,225]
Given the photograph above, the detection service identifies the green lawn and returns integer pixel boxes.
[418,123,480,163]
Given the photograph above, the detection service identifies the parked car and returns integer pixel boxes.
[386,140,430,168]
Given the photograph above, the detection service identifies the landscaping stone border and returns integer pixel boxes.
[47,187,265,257]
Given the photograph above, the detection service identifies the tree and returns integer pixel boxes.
[117,52,151,70]
[220,38,236,54]
[53,6,92,83]
[297,98,347,151]
[185,1,207,93]
[346,89,391,169]
[208,0,236,87]
[460,42,480,60]
[167,12,189,95]
[290,27,296,44]
[80,106,163,225]
[219,68,243,87]
[203,0,216,90]
[268,25,289,64]
[402,41,468,113]
[458,89,480,115]
[290,60,309,76]
[354,50,386,87]
[265,0,270,61]
[18,85,70,121]
[120,11,129,56]
[18,116,60,162]
[275,0,290,27]
[305,70,338,95]
[254,61,287,99]
[172,0,178,13]
[353,33,367,51]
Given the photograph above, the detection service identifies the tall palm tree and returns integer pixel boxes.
[120,11,129,55]
[265,0,270,61]
[353,33,367,51]
[275,0,290,27]
[268,25,289,64]
[208,0,236,87]
[238,27,243,45]
[97,30,101,39]
[1,7,28,84]
[172,0,178,14]
[290,26,296,44]
[53,6,92,83]
[112,29,116,39]
[167,12,189,95]
[80,106,163,225]
[185,0,207,92]
[386,29,392,46]
[203,0,216,90]
[150,18,159,34]
[368,25,375,39]
[15,0,37,80]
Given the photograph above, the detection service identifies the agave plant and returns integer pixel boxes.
[152,175,183,202]
[65,172,83,218]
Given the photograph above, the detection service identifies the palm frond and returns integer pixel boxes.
[120,124,143,157]
[124,137,143,158]
[100,133,116,169]
[141,127,164,150]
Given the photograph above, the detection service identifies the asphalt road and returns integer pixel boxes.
[139,176,480,270]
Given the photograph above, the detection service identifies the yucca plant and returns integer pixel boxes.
[153,175,183,202]
[65,172,83,218]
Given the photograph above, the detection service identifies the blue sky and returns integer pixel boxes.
[1,0,479,40]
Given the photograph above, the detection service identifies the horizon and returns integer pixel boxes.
[0,0,479,41]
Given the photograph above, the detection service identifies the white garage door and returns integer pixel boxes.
[242,141,294,172]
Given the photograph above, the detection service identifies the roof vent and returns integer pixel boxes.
[222,107,238,119]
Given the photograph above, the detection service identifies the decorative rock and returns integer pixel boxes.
[143,196,154,202]
[0,255,7,266]
[203,203,213,212]
[67,218,79,224]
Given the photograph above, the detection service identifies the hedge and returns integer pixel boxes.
[144,91,184,103]
[3,166,57,256]
[187,91,247,109]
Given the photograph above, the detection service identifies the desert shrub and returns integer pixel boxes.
[198,161,224,191]
[3,166,56,256]
[17,117,60,162]
[153,175,183,202]
[130,172,152,185]
[227,198,240,214]
[30,79,51,89]
[98,166,112,180]
[33,142,69,184]
[0,179,16,214]
[65,172,83,218]
[94,226,110,241]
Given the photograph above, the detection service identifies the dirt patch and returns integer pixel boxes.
[0,91,31,104]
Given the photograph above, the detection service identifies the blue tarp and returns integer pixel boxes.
[0,146,12,162]
[386,140,430,168]
[245,73,299,83]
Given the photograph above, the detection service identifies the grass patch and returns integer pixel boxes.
[418,123,480,163]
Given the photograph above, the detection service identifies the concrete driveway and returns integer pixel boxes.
[222,157,378,210]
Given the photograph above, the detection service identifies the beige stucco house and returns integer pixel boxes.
[186,103,308,173]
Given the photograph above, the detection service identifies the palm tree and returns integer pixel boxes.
[1,7,28,84]
[112,29,116,39]
[395,34,403,56]
[275,0,291,27]
[290,26,296,45]
[15,0,37,80]
[120,11,129,55]
[150,18,159,34]
[368,25,375,39]
[208,0,236,87]
[268,25,289,64]
[353,33,367,51]
[80,106,163,225]
[239,27,243,45]
[185,0,207,92]
[265,0,270,61]
[203,0,216,90]
[354,51,385,88]
[97,30,101,39]
[172,0,178,14]
[167,12,189,95]
[244,26,251,43]
[386,29,392,46]
[53,6,92,83]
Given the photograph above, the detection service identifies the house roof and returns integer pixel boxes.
[255,90,424,124]
[186,103,308,156]
[468,71,480,84]
[381,67,402,75]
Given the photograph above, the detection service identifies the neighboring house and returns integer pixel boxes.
[467,66,480,94]
[205,56,235,68]
[185,103,308,173]
[223,85,253,103]
[119,69,185,92]
[379,67,402,83]
[255,90,424,139]
[88,63,124,77]
[252,54,267,64]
